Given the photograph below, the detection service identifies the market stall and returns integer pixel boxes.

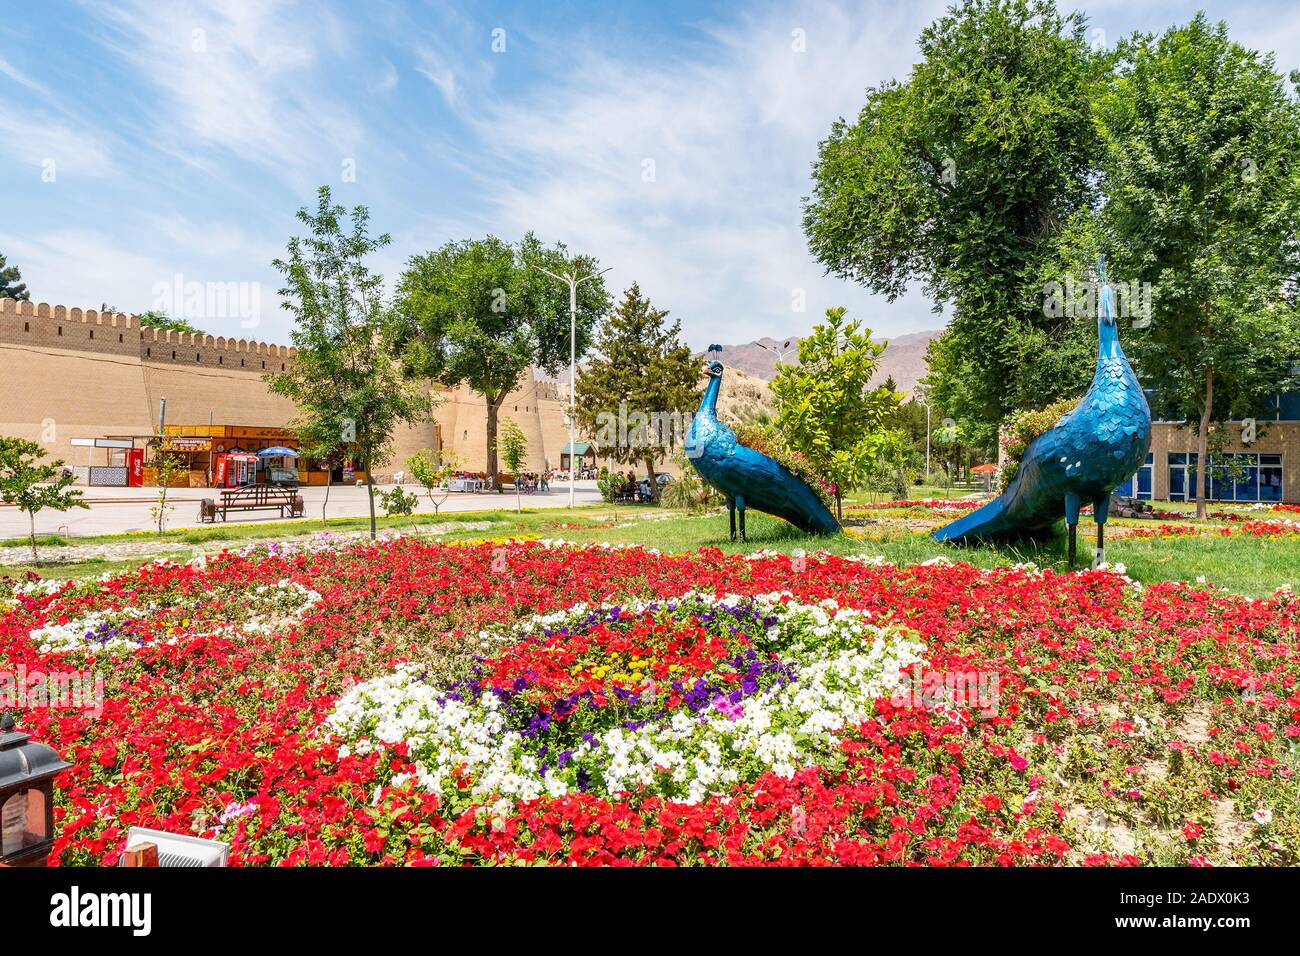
[257,446,300,486]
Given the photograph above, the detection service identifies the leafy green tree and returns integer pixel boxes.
[269,186,435,539]
[408,448,460,516]
[575,283,700,499]
[769,307,899,518]
[865,428,917,501]
[932,418,968,497]
[150,450,185,535]
[0,252,28,300]
[0,436,86,561]
[802,0,1105,433]
[1094,14,1300,518]
[138,310,205,336]
[395,235,609,481]
[497,419,528,512]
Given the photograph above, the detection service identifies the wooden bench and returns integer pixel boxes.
[200,485,304,522]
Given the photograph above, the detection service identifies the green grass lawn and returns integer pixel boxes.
[536,507,1298,597]
[3,495,1296,598]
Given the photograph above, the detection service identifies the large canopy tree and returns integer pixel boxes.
[395,234,609,480]
[802,0,1105,446]
[574,283,700,496]
[1095,14,1300,518]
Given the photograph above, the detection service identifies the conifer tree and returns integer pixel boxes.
[575,284,701,498]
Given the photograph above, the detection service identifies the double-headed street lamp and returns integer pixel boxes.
[533,263,610,508]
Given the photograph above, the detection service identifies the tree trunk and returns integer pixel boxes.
[322,475,331,524]
[486,396,503,491]
[364,460,377,539]
[28,511,38,563]
[1195,363,1214,521]
[644,456,659,502]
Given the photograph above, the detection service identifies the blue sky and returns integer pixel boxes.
[2,0,1298,349]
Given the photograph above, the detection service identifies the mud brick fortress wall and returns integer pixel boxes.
[0,298,571,477]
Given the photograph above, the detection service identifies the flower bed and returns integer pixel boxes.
[1121,519,1300,540]
[848,498,982,511]
[3,539,1298,866]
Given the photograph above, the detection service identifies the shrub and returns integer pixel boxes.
[660,466,722,512]
[596,472,621,503]
[998,397,1082,489]
[378,486,419,517]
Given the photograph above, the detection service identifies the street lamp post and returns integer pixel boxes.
[534,263,610,508]
[915,391,931,481]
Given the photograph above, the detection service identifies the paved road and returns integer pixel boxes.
[0,481,605,538]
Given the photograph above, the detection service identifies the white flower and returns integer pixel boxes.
[327,592,926,813]
[1253,808,1273,825]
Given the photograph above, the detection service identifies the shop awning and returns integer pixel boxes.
[561,442,595,455]
[257,446,299,458]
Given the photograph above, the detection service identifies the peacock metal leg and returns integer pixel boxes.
[736,494,747,542]
[1065,492,1082,569]
[1092,496,1110,568]
[728,499,736,541]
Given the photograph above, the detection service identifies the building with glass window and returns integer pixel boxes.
[1115,388,1300,504]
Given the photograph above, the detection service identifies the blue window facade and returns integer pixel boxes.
[1166,451,1282,502]
[1114,452,1154,500]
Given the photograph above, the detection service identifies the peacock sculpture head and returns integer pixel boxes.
[706,359,724,377]
[1097,256,1117,328]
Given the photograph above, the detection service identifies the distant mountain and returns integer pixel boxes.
[704,329,941,394]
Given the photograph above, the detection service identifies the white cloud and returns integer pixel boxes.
[0,230,174,313]
[372,59,399,94]
[0,107,112,178]
[0,54,50,95]
[82,0,363,182]
[450,0,949,347]
[143,212,281,265]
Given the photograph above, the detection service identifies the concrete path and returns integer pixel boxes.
[0,481,605,539]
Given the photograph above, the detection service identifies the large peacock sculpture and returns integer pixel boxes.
[686,356,840,540]
[932,259,1151,565]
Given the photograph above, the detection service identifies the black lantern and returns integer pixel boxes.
[0,713,72,867]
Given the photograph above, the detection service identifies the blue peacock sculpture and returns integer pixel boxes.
[932,260,1152,565]
[686,357,840,540]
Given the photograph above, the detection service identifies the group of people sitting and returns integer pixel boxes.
[612,470,655,502]
[513,471,550,493]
